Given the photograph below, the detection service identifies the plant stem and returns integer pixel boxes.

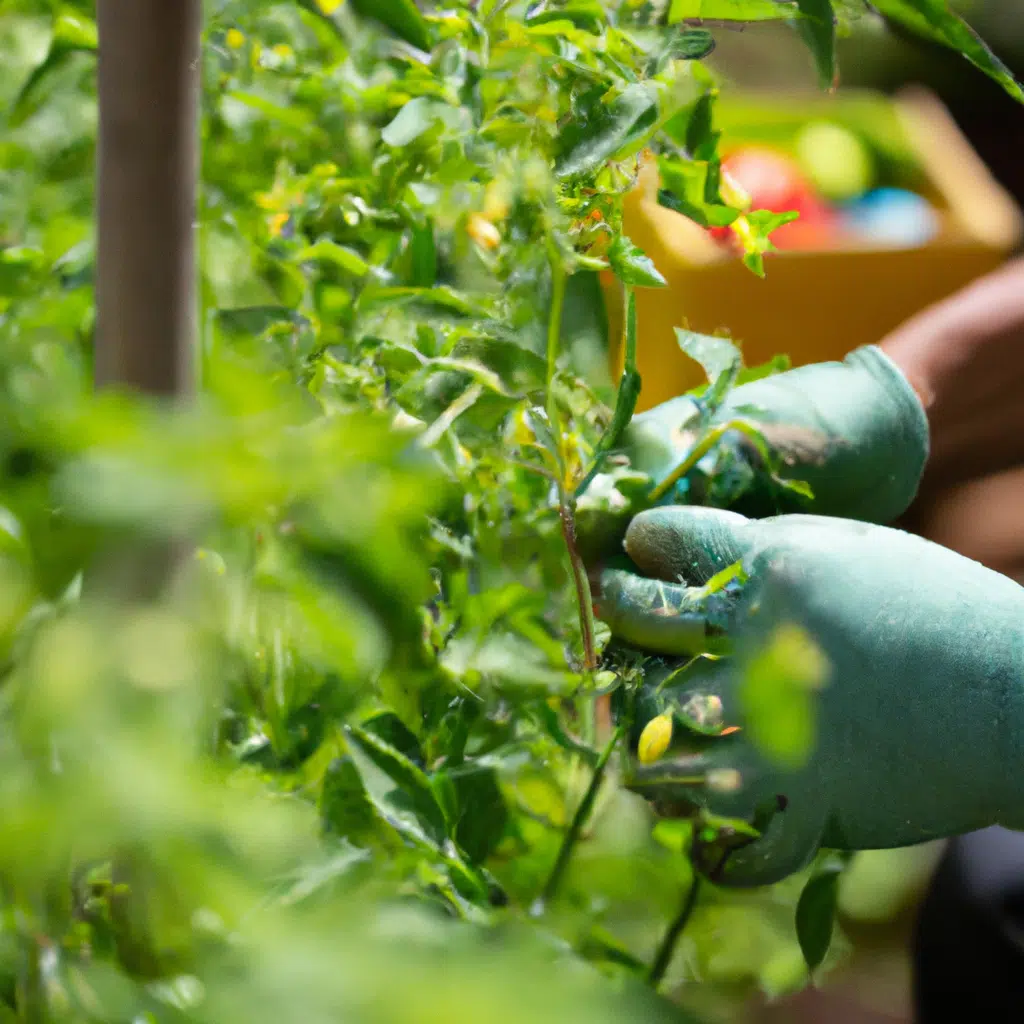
[541,245,597,672]
[559,491,598,672]
[647,419,732,504]
[545,245,567,439]
[648,873,701,988]
[574,283,640,498]
[540,723,624,907]
[648,415,773,504]
[419,383,483,448]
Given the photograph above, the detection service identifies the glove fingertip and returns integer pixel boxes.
[625,506,750,584]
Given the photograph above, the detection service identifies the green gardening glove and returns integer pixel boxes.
[598,505,1024,888]
[623,345,929,524]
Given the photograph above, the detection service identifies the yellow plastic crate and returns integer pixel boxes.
[604,87,1023,412]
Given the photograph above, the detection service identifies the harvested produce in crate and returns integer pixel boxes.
[840,187,941,248]
[794,120,875,202]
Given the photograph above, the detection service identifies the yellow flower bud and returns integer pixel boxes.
[638,713,673,765]
[268,212,290,237]
[226,28,245,50]
[467,213,501,250]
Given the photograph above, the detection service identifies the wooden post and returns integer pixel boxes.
[95,0,202,397]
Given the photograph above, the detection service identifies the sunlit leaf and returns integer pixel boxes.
[349,0,433,51]
[669,0,799,23]
[607,235,666,288]
[295,240,371,276]
[871,0,1024,103]
[382,96,444,147]
[556,84,659,180]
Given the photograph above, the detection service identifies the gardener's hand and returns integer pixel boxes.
[599,505,1024,888]
[623,344,929,525]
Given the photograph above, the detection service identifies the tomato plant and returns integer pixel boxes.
[0,1,1019,1022]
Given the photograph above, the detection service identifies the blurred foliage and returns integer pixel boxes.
[0,1,1016,1023]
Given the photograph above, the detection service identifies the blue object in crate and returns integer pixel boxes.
[841,188,940,248]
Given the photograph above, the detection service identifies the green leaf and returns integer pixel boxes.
[9,12,98,128]
[525,0,607,29]
[739,623,828,768]
[675,329,741,414]
[531,702,601,766]
[441,634,578,697]
[382,97,443,147]
[53,11,98,51]
[607,236,666,288]
[556,84,659,180]
[226,91,317,131]
[450,337,548,395]
[361,711,425,766]
[657,158,739,229]
[794,0,837,89]
[669,0,798,23]
[295,240,370,276]
[408,222,437,288]
[738,209,800,278]
[671,29,717,59]
[215,306,308,337]
[736,353,791,386]
[357,286,476,316]
[795,863,843,970]
[345,724,450,848]
[349,0,433,51]
[320,756,385,845]
[871,0,1024,103]
[526,19,579,36]
[0,247,44,296]
[449,765,508,862]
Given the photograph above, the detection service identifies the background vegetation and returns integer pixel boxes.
[0,1,1017,1021]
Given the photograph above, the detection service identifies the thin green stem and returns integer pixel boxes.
[648,873,701,988]
[575,282,640,498]
[419,383,483,448]
[545,246,567,439]
[540,723,624,908]
[647,417,746,504]
[541,246,596,671]
[558,489,598,672]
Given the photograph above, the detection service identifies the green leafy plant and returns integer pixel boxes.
[0,0,1019,1021]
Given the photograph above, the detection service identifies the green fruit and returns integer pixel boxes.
[795,121,874,202]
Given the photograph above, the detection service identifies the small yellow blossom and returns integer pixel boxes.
[638,713,673,765]
[467,213,501,250]
[225,28,245,49]
[269,212,290,237]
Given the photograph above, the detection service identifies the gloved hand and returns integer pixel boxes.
[623,344,929,524]
[598,505,1024,888]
